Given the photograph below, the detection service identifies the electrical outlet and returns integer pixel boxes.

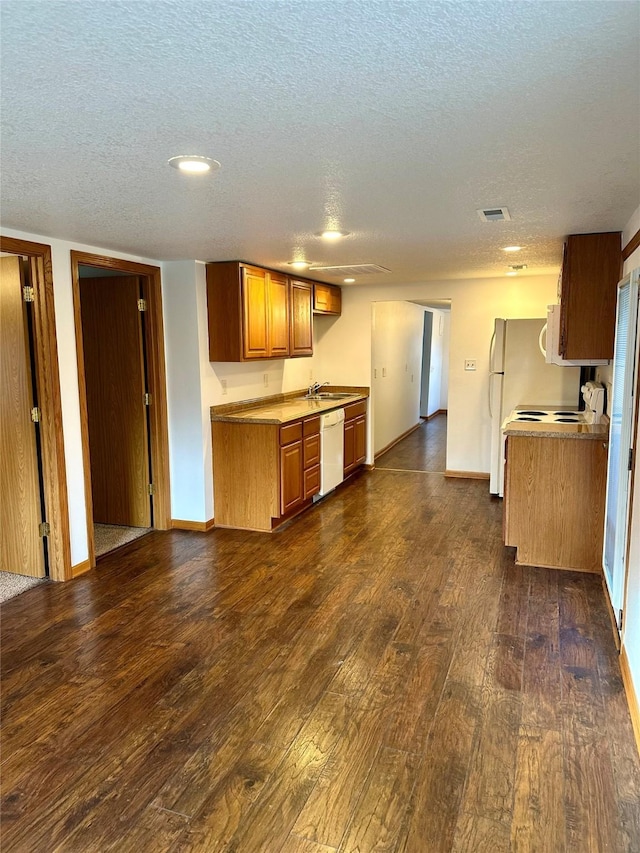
[221,378,227,395]
[374,368,377,379]
[382,367,387,378]
[263,373,269,387]
[464,359,477,371]
[309,370,313,380]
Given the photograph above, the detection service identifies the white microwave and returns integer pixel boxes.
[541,304,609,366]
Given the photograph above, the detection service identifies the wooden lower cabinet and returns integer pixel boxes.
[212,414,321,531]
[503,434,608,573]
[344,401,367,477]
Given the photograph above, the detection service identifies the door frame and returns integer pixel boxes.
[70,251,171,568]
[0,236,71,581]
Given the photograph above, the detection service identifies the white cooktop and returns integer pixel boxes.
[508,408,586,425]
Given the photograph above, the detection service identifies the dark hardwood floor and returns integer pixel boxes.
[2,421,639,852]
[376,414,447,473]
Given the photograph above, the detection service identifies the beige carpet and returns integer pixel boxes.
[0,572,47,604]
[94,524,150,557]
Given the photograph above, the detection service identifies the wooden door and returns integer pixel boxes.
[241,266,269,359]
[280,440,303,514]
[290,280,313,356]
[267,272,290,357]
[0,256,45,577]
[80,276,151,527]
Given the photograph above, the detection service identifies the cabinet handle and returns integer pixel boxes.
[602,442,609,450]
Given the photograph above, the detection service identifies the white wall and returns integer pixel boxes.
[620,204,640,714]
[440,311,451,410]
[0,227,163,568]
[315,275,558,474]
[371,301,424,454]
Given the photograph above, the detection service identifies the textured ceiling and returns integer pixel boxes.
[1,0,639,285]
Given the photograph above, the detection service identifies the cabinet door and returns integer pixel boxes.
[313,283,342,315]
[280,440,303,514]
[344,420,356,475]
[304,433,321,468]
[241,266,269,359]
[290,280,313,356]
[267,272,290,357]
[559,232,622,360]
[354,415,366,465]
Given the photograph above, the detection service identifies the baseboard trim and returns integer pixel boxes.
[71,559,91,578]
[171,518,215,532]
[444,470,490,480]
[602,576,621,651]
[620,646,640,757]
[375,423,421,459]
[425,408,447,421]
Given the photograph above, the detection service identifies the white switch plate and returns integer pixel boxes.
[465,359,477,371]
[221,378,227,395]
[263,373,269,387]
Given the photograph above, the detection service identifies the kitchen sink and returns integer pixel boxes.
[303,392,355,400]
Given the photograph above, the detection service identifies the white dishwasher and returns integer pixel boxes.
[317,408,345,497]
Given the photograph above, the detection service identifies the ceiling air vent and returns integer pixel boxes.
[477,206,511,222]
[308,263,391,276]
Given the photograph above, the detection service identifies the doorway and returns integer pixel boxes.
[71,252,170,566]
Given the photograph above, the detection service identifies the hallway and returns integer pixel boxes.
[1,425,639,852]
[376,413,447,473]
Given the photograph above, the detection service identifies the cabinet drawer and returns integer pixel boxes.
[303,415,321,436]
[280,421,303,446]
[304,433,321,468]
[344,399,366,421]
[304,464,321,499]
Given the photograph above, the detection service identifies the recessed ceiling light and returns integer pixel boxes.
[318,230,350,240]
[502,246,522,252]
[168,155,221,174]
[344,278,355,283]
[506,271,518,276]
[288,261,312,270]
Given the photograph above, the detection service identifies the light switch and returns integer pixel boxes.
[221,378,227,395]
[464,359,477,371]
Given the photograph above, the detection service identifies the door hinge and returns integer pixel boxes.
[148,483,156,495]
[39,522,50,538]
[137,298,147,312]
[629,448,634,471]
[23,285,35,302]
[618,609,624,630]
[144,392,152,406]
[31,407,41,423]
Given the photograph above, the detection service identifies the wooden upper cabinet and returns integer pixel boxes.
[242,266,269,359]
[267,271,290,357]
[206,261,292,361]
[290,279,313,356]
[559,232,622,360]
[313,283,342,315]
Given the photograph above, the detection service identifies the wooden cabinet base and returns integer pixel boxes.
[504,435,607,573]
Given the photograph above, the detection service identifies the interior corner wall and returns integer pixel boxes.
[0,226,163,568]
[371,301,424,454]
[440,311,451,410]
[162,260,209,523]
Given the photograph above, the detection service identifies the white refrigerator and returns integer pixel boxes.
[489,318,581,496]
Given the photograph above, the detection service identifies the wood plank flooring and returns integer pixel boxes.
[376,414,447,472]
[2,422,639,852]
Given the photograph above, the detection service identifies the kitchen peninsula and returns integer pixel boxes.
[211,387,369,532]
[503,418,609,573]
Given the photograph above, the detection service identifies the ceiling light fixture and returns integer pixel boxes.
[502,246,522,252]
[344,278,355,283]
[509,264,528,271]
[168,155,221,174]
[506,271,518,276]
[318,230,350,240]
[288,261,312,270]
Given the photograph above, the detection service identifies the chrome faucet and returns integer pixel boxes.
[307,380,330,396]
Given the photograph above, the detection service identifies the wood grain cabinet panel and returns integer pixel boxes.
[304,464,321,499]
[354,415,366,466]
[304,433,321,468]
[290,279,313,356]
[241,266,270,359]
[280,440,304,514]
[503,434,607,573]
[313,282,342,315]
[559,232,622,360]
[344,402,367,477]
[267,271,290,357]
